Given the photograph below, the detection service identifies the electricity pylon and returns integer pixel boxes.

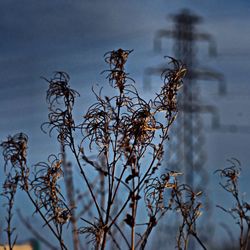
[145,9,225,248]
[146,8,225,191]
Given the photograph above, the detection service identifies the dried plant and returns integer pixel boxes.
[1,49,189,250]
[41,71,80,145]
[171,182,204,249]
[144,170,205,250]
[2,174,19,250]
[215,159,250,250]
[1,133,28,250]
[79,49,186,249]
[1,134,68,249]
[31,155,71,226]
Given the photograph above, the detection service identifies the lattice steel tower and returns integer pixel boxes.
[153,9,224,190]
[145,9,225,249]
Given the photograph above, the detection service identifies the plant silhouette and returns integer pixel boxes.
[1,49,212,250]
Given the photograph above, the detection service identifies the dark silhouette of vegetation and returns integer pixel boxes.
[215,159,250,250]
[1,49,249,250]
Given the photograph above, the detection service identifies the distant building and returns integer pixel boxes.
[0,239,39,250]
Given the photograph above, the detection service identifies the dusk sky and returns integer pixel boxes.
[1,0,250,159]
[1,0,250,248]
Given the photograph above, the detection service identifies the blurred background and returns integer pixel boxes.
[1,0,250,249]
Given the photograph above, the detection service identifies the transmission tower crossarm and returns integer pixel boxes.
[143,66,167,90]
[181,104,250,133]
[192,68,226,95]
[154,29,175,53]
[144,66,166,76]
[194,32,217,56]
[178,103,221,131]
[180,103,217,113]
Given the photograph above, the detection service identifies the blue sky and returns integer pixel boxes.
[1,0,250,143]
[1,0,250,248]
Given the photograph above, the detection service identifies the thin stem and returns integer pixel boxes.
[101,93,123,250]
[25,190,67,250]
[61,138,79,250]
[111,139,137,204]
[6,192,15,250]
[18,210,57,250]
[244,225,250,250]
[131,185,136,250]
[107,131,168,232]
[70,135,103,224]
[191,232,207,250]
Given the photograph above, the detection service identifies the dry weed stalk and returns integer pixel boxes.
[144,170,205,250]
[172,182,204,249]
[1,134,68,249]
[2,174,19,250]
[216,159,250,250]
[79,49,187,249]
[1,49,191,249]
[1,133,28,250]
